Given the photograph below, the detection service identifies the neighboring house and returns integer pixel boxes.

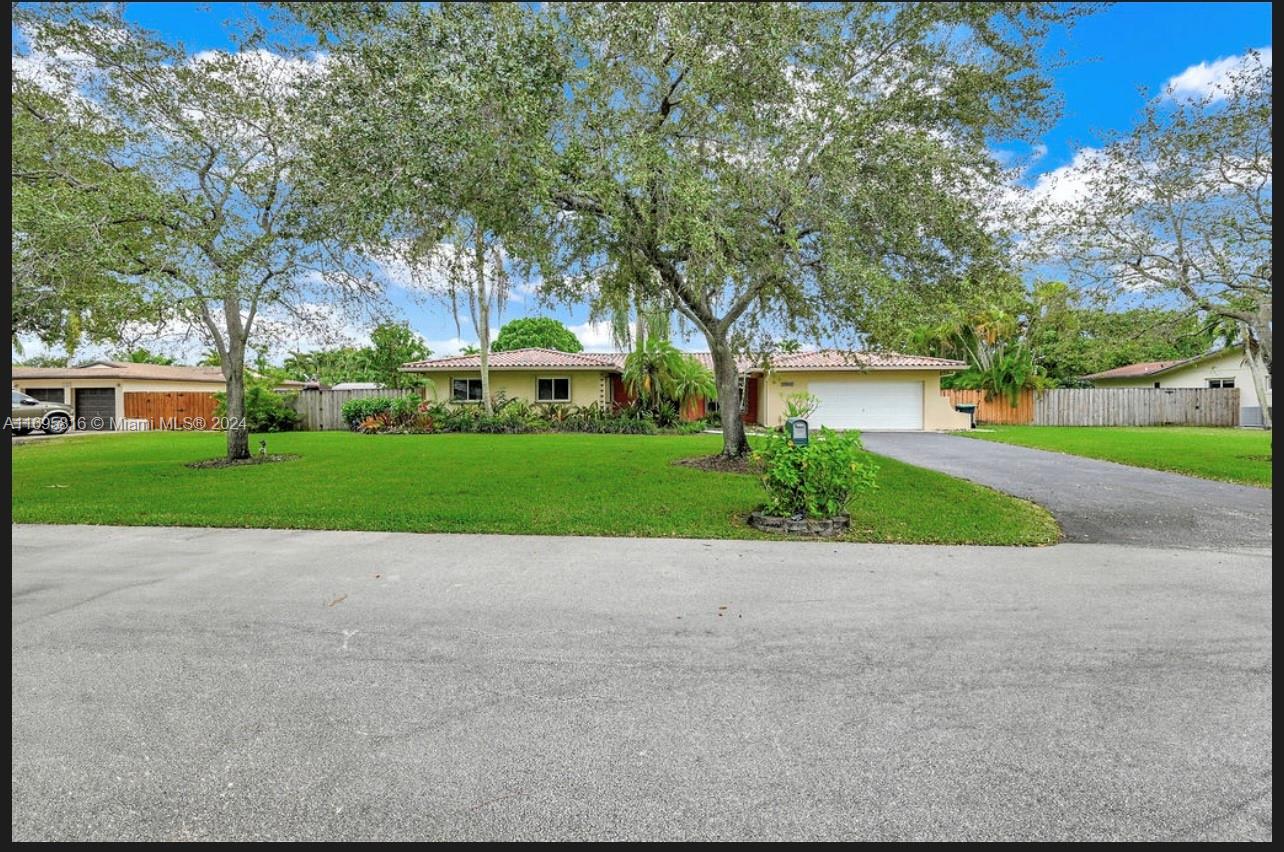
[11,361,297,431]
[1083,346,1272,427]
[330,382,385,391]
[400,347,971,431]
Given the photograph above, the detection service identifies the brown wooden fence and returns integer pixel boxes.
[123,391,219,430]
[291,387,412,431]
[942,388,1035,424]
[1033,387,1239,427]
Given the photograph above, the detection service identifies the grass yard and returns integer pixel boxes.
[962,425,1272,487]
[11,431,1058,545]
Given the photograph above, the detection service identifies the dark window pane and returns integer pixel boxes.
[469,379,484,400]
[452,379,469,401]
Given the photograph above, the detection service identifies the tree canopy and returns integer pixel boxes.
[491,317,583,353]
[18,4,387,458]
[11,44,172,354]
[293,1,1084,455]
[1031,50,1271,425]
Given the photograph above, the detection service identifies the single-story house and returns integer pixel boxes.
[11,361,298,431]
[400,347,972,431]
[1083,346,1272,427]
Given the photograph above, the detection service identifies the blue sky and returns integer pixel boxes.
[18,2,1275,360]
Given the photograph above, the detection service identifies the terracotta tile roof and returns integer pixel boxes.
[1081,360,1182,380]
[1082,347,1242,381]
[765,350,967,370]
[11,360,228,383]
[401,347,964,373]
[401,348,621,371]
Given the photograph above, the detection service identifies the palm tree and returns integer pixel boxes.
[622,338,682,410]
[668,356,717,413]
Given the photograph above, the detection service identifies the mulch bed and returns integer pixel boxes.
[673,454,762,475]
[186,453,301,469]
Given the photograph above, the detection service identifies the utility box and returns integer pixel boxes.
[785,417,810,447]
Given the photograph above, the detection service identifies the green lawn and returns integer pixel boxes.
[962,426,1272,487]
[11,431,1058,545]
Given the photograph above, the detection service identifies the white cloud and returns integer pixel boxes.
[566,321,619,352]
[1027,147,1105,206]
[1164,46,1271,102]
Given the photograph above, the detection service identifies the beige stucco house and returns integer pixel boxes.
[11,361,305,431]
[1083,346,1271,427]
[401,347,972,431]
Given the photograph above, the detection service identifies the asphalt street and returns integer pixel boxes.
[861,432,1273,548]
[11,524,1273,841]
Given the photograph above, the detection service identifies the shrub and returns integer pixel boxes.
[341,396,394,428]
[783,392,820,420]
[348,398,662,435]
[214,380,300,433]
[753,427,878,519]
[357,414,390,434]
[388,393,421,425]
[337,393,421,430]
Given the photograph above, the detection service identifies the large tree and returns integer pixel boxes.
[11,43,170,354]
[364,322,430,389]
[541,2,1081,455]
[1034,51,1272,426]
[291,2,1079,454]
[21,6,383,459]
[300,2,564,414]
[491,317,583,353]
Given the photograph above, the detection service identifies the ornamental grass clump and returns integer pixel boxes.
[754,428,879,519]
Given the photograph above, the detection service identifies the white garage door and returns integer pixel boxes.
[808,381,924,430]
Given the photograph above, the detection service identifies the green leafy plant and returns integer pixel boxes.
[753,428,879,519]
[387,393,422,425]
[783,392,820,420]
[491,316,584,353]
[622,339,716,423]
[340,396,395,428]
[356,414,390,434]
[214,378,300,433]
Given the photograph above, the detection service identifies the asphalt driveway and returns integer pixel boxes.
[862,432,1273,548]
[11,525,1272,841]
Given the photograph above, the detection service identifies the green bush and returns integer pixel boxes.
[335,394,419,429]
[345,398,664,436]
[753,427,879,519]
[214,380,300,433]
[340,396,394,427]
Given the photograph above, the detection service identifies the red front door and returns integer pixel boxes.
[741,376,759,425]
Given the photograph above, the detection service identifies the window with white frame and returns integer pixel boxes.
[451,378,484,402]
[1207,378,1235,389]
[536,377,571,402]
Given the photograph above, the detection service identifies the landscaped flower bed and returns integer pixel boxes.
[340,393,712,435]
[750,427,878,536]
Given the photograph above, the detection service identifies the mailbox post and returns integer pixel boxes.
[785,417,809,447]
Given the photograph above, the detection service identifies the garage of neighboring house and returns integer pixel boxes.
[11,361,231,431]
[74,388,118,430]
[21,387,69,404]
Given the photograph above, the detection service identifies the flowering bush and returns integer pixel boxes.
[753,427,878,518]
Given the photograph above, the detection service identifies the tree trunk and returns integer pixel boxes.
[709,339,749,458]
[1241,324,1272,431]
[223,348,250,460]
[474,238,493,415]
[634,294,645,354]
